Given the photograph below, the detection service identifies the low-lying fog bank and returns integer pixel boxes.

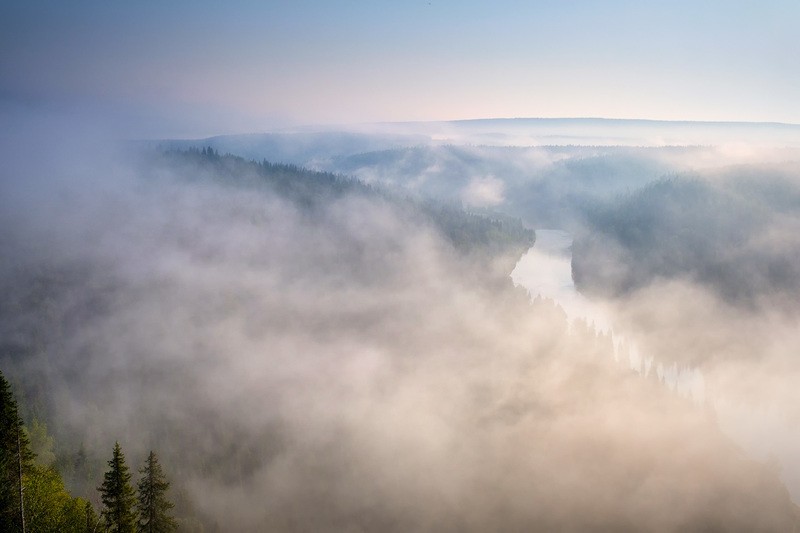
[2,116,800,530]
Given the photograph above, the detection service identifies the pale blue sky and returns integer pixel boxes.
[1,0,798,137]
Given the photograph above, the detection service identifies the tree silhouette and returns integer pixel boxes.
[136,451,177,533]
[0,371,34,532]
[98,442,137,533]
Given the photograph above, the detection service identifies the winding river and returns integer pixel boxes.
[510,229,800,499]
[510,230,611,333]
[510,229,704,400]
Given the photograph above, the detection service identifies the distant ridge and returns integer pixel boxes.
[440,117,800,128]
[151,116,800,163]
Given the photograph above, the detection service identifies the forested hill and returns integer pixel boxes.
[153,147,534,263]
[571,170,800,309]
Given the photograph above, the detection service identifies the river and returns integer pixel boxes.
[510,229,704,400]
[510,229,800,499]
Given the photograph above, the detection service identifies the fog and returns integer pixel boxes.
[2,113,800,530]
[513,229,800,497]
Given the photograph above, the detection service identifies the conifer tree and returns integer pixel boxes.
[0,370,34,532]
[98,442,137,533]
[136,451,177,533]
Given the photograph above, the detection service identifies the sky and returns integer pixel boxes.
[1,0,798,137]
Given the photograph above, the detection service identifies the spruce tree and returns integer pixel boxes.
[0,370,34,533]
[98,442,137,533]
[136,451,177,533]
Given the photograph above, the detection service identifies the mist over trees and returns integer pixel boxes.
[172,128,800,505]
[2,370,179,532]
[3,0,800,525]
[316,144,688,229]
[136,451,177,533]
[572,167,800,307]
[1,371,95,532]
[2,137,800,530]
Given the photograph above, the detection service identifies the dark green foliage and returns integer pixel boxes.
[0,370,34,533]
[136,451,177,533]
[99,442,137,533]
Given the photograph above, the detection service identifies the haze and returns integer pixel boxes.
[1,1,800,532]
[2,1,799,136]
